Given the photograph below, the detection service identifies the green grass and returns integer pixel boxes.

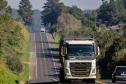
[96,68,101,80]
[20,27,30,62]
[0,66,19,84]
[53,32,61,48]
[20,64,29,81]
[19,26,30,81]
[0,15,30,83]
[0,24,30,83]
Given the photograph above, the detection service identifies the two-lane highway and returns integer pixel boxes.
[30,31,60,83]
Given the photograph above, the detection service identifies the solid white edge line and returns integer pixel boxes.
[34,32,38,80]
[29,33,32,80]
[40,32,48,80]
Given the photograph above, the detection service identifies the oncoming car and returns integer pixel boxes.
[40,28,45,32]
[112,66,126,83]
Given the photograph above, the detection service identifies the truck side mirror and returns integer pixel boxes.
[97,47,100,56]
[63,44,67,55]
[63,47,66,56]
[60,46,65,56]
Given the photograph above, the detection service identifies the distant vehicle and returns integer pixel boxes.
[59,36,99,83]
[40,28,45,32]
[112,66,126,83]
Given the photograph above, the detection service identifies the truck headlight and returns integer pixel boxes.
[92,68,96,73]
[65,69,71,76]
[65,68,69,73]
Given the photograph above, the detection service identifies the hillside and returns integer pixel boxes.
[0,15,29,83]
[56,13,82,33]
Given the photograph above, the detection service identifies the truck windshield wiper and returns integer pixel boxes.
[82,52,95,56]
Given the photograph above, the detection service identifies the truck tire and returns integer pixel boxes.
[60,68,71,83]
[90,79,95,83]
[83,79,95,83]
[60,68,65,83]
[112,79,116,83]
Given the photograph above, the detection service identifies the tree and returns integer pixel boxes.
[0,0,12,15]
[18,0,33,26]
[98,0,126,26]
[122,0,126,8]
[0,0,7,11]
[98,0,112,26]
[42,0,62,26]
[118,0,126,22]
[69,6,84,20]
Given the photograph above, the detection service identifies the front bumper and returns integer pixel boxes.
[115,76,126,81]
[65,75,96,79]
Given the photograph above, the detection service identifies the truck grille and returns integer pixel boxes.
[70,62,91,77]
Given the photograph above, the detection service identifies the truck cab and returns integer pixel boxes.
[59,36,99,82]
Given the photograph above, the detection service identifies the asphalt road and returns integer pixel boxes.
[29,32,60,83]
[102,79,126,84]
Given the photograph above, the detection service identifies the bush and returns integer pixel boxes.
[6,56,22,73]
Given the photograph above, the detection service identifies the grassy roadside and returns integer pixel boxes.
[53,32,61,48]
[0,66,19,84]
[19,26,30,81]
[96,68,103,84]
[0,23,30,83]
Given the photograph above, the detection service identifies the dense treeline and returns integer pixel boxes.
[41,0,126,79]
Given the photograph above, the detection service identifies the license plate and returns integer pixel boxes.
[121,73,126,76]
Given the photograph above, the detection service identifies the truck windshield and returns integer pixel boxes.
[67,44,95,56]
[116,67,126,72]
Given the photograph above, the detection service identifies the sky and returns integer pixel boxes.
[6,0,102,10]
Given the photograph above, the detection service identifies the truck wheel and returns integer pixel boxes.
[60,68,65,83]
[60,68,71,83]
[112,79,116,83]
[90,79,95,83]
[83,79,95,83]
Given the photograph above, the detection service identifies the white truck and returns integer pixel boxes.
[59,36,99,83]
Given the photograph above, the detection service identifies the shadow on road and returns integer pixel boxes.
[48,48,59,52]
[29,82,59,84]
[36,52,59,59]
[43,41,59,45]
[48,73,59,78]
[31,40,59,45]
[52,67,60,71]
[29,81,90,84]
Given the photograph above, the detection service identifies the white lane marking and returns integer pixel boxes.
[29,52,35,80]
[29,33,33,80]
[34,33,38,80]
[29,52,32,80]
[40,32,48,80]
[46,33,58,81]
[29,33,35,80]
